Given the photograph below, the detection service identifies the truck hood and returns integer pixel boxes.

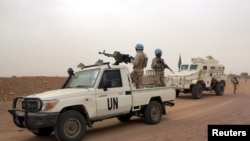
[27,88,91,100]
[170,70,197,77]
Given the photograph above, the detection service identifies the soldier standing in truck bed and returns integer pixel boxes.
[130,43,148,89]
[151,48,167,86]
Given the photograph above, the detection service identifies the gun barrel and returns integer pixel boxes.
[164,64,174,73]
[169,69,174,74]
[98,50,133,65]
[99,51,113,57]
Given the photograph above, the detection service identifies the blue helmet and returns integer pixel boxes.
[135,43,144,50]
[155,48,162,55]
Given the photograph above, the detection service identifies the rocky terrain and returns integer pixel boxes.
[0,76,66,101]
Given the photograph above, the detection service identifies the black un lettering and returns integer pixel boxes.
[107,97,118,110]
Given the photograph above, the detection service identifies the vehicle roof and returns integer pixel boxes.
[76,63,129,72]
[191,56,220,64]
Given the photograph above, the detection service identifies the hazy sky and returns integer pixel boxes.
[1,0,250,76]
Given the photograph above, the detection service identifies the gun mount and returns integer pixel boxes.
[99,50,133,65]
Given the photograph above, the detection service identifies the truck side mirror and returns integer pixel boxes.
[103,80,111,91]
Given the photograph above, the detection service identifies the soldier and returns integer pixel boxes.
[231,75,239,94]
[130,43,147,89]
[151,49,170,86]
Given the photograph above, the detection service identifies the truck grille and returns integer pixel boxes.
[22,100,41,112]
[18,97,43,112]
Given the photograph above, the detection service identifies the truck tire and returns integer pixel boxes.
[144,101,162,124]
[176,90,180,97]
[192,83,203,99]
[117,114,132,122]
[32,127,54,136]
[54,110,86,141]
[215,82,224,96]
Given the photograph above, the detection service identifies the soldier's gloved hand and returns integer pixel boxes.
[157,60,162,63]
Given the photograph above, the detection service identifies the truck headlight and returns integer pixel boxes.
[42,99,59,111]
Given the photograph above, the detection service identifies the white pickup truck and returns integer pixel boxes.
[8,61,175,141]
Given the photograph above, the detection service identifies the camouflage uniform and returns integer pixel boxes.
[231,77,239,94]
[151,57,166,86]
[131,52,146,89]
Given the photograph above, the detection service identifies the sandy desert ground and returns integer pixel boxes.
[0,76,249,141]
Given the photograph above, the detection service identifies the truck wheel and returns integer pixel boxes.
[54,110,86,141]
[176,90,180,97]
[192,83,203,99]
[215,82,224,96]
[117,114,132,122]
[32,127,54,136]
[144,101,162,124]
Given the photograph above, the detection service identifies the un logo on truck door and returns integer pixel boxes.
[107,97,118,110]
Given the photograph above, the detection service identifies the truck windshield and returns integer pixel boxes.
[66,69,100,88]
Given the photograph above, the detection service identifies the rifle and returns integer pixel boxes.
[99,50,133,65]
[157,59,174,74]
[164,64,174,74]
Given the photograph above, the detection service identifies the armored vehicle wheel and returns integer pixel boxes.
[117,114,132,122]
[54,110,86,141]
[215,82,224,96]
[32,127,54,136]
[144,101,162,124]
[192,83,203,99]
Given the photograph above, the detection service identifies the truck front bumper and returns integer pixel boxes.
[8,110,59,130]
[8,96,59,130]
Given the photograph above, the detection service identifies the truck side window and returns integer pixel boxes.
[203,66,207,70]
[98,70,122,89]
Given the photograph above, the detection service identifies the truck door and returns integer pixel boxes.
[203,65,212,87]
[95,69,131,117]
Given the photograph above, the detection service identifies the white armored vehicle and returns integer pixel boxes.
[166,56,226,99]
